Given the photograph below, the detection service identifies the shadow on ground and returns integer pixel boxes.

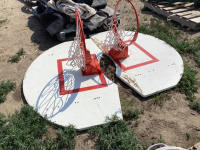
[18,0,35,14]
[18,0,61,51]
[27,16,60,51]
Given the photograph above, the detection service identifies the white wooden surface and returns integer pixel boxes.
[156,146,184,150]
[23,39,122,130]
[90,31,184,97]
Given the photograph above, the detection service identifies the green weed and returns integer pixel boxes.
[196,136,200,141]
[8,55,20,63]
[0,105,77,150]
[0,80,16,103]
[135,120,140,127]
[141,106,145,114]
[153,91,171,106]
[189,100,200,112]
[123,108,140,118]
[127,120,132,124]
[8,48,26,63]
[141,142,149,150]
[186,132,191,139]
[56,125,77,149]
[192,51,200,67]
[0,19,7,24]
[17,48,26,56]
[153,93,165,106]
[121,97,134,107]
[129,101,134,107]
[0,105,48,149]
[0,113,6,127]
[88,115,142,150]
[121,97,144,119]
[177,62,199,100]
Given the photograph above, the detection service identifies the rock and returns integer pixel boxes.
[191,112,195,115]
[196,127,200,131]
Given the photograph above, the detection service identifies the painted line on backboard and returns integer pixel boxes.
[57,54,108,95]
[103,42,159,71]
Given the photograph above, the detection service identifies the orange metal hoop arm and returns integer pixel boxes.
[75,10,87,63]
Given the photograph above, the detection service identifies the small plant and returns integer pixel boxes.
[144,18,147,21]
[186,132,191,139]
[129,101,134,107]
[0,19,7,24]
[153,93,165,106]
[8,48,26,63]
[127,120,132,124]
[196,136,200,141]
[121,96,134,107]
[189,100,200,112]
[133,109,140,118]
[141,142,149,150]
[192,51,200,67]
[135,120,140,126]
[0,80,16,103]
[8,55,20,63]
[153,91,171,106]
[123,108,140,118]
[121,97,144,122]
[141,106,145,114]
[17,48,26,56]
[88,115,142,150]
[152,136,156,140]
[177,62,199,100]
[124,108,134,117]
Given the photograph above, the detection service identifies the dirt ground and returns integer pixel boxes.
[1,0,200,149]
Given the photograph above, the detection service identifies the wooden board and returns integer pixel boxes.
[163,3,193,11]
[144,1,200,30]
[190,17,200,23]
[90,32,183,98]
[183,12,200,19]
[23,39,123,130]
[170,6,196,13]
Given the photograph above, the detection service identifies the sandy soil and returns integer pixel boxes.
[1,0,200,149]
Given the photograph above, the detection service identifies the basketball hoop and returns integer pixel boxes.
[104,0,139,60]
[67,10,102,76]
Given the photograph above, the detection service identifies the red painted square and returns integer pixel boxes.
[103,42,159,71]
[57,54,108,95]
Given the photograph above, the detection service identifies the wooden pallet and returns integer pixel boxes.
[144,1,200,30]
